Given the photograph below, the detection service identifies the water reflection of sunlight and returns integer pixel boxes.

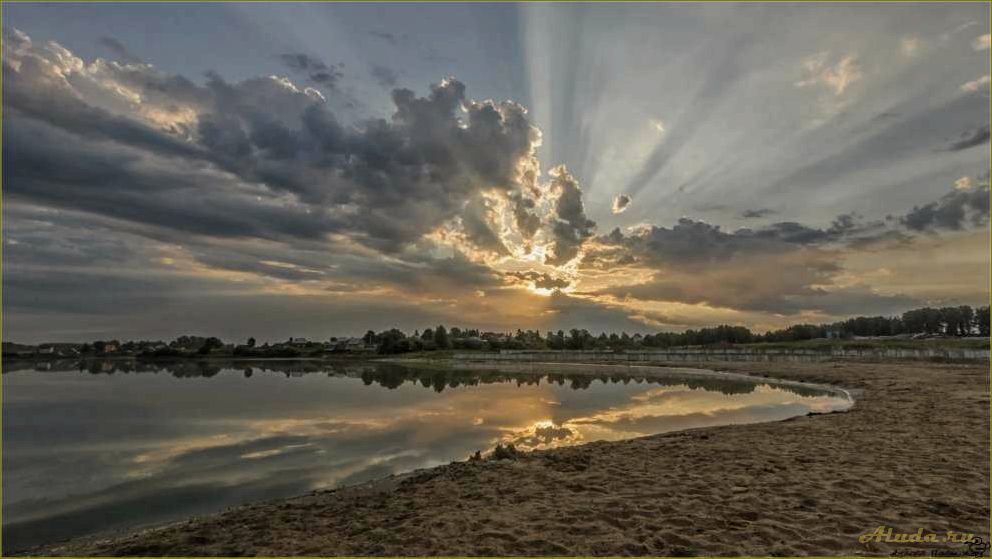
[125,377,849,479]
[3,364,854,551]
[499,383,849,452]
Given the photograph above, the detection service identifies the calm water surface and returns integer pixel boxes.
[2,360,851,550]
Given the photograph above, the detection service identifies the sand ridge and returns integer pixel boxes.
[30,360,990,557]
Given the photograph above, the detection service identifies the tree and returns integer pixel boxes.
[377,329,407,354]
[421,327,434,341]
[434,325,450,349]
[363,330,377,345]
[976,306,990,337]
[247,337,256,348]
[958,306,975,336]
[198,337,224,355]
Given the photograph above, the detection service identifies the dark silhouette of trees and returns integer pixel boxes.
[51,304,990,361]
[198,337,224,355]
[977,306,991,336]
[363,330,377,344]
[434,325,450,349]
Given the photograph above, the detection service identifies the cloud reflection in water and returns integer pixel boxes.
[1,361,850,551]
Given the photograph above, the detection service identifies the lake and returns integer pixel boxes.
[1,360,852,551]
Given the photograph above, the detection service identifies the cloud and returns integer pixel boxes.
[582,213,917,316]
[954,176,973,191]
[740,208,777,219]
[370,65,398,88]
[510,192,541,240]
[900,181,990,232]
[960,75,990,93]
[97,37,142,64]
[279,53,342,87]
[3,22,985,342]
[795,52,863,96]
[2,32,553,257]
[5,28,655,340]
[505,271,570,290]
[611,194,631,214]
[972,34,991,51]
[948,124,990,151]
[546,166,596,266]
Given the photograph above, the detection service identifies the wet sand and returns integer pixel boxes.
[29,360,990,557]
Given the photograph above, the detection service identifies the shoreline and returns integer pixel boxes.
[21,359,991,557]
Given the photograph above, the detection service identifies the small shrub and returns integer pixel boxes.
[490,443,519,461]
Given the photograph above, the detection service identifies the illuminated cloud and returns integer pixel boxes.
[972,34,991,51]
[545,166,596,266]
[901,37,920,58]
[611,194,632,215]
[795,52,863,96]
[504,271,571,290]
[960,75,990,93]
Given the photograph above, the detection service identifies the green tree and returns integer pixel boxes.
[435,325,450,349]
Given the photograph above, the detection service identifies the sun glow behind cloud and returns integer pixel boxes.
[1,3,990,342]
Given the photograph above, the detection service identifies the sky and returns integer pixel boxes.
[2,2,990,343]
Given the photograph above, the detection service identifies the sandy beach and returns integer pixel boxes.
[29,359,990,557]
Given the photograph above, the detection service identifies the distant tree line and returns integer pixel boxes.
[760,305,989,343]
[357,304,988,354]
[7,304,987,360]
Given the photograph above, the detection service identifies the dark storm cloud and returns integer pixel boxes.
[370,65,398,88]
[901,184,990,232]
[947,124,990,151]
[97,37,141,64]
[740,208,777,219]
